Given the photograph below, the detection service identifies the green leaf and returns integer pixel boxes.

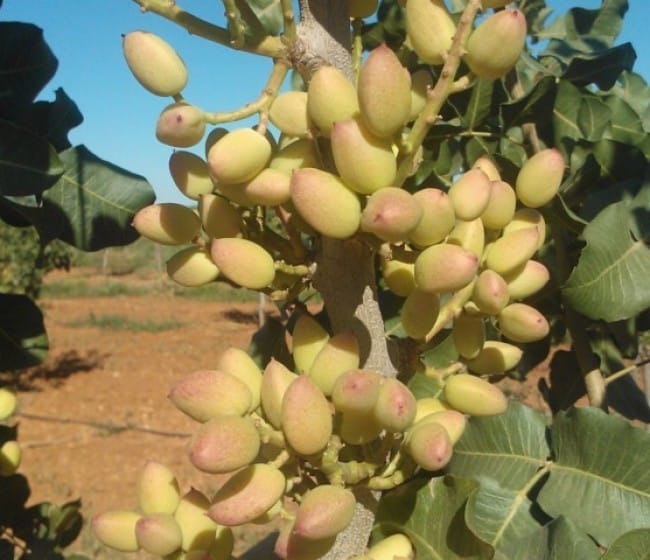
[0,293,48,370]
[462,78,494,130]
[9,145,155,250]
[562,44,636,89]
[538,0,628,51]
[0,22,57,113]
[464,477,547,558]
[602,528,650,559]
[373,475,493,560]
[603,89,648,150]
[244,0,283,36]
[407,371,445,401]
[538,407,650,546]
[248,316,292,369]
[0,119,63,197]
[552,81,613,144]
[562,200,650,321]
[447,402,549,489]
[611,72,650,132]
[546,516,601,560]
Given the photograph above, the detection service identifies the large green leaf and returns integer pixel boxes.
[499,75,556,131]
[562,200,650,321]
[9,145,155,251]
[602,528,650,559]
[0,22,57,113]
[373,475,493,560]
[538,407,650,546]
[447,402,549,490]
[26,88,84,152]
[603,89,648,150]
[0,119,63,197]
[546,517,601,560]
[461,79,494,130]
[538,0,628,51]
[464,478,547,559]
[0,293,48,370]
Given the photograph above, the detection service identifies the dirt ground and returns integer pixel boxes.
[7,270,277,558]
[4,268,553,559]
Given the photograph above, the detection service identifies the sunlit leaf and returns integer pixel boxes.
[602,528,650,560]
[0,293,48,370]
[462,78,494,130]
[563,200,650,321]
[538,407,650,546]
[245,0,283,36]
[447,402,549,489]
[373,475,493,560]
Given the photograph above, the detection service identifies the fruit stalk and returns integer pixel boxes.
[395,0,482,187]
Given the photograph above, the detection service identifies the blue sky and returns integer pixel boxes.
[1,0,648,204]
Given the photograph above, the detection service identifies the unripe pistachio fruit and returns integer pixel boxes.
[307,65,359,137]
[135,513,183,556]
[123,30,188,96]
[480,180,517,230]
[207,128,272,184]
[414,243,479,293]
[282,375,333,455]
[447,217,485,258]
[452,312,485,359]
[373,377,417,432]
[358,44,412,138]
[465,340,523,375]
[166,246,219,288]
[290,168,361,239]
[208,464,286,526]
[503,260,550,301]
[291,314,330,375]
[405,421,453,471]
[331,118,397,195]
[216,347,262,413]
[472,269,509,315]
[360,187,423,243]
[406,0,456,65]
[308,331,360,396]
[448,169,492,221]
[409,69,434,122]
[484,227,540,276]
[210,238,275,290]
[0,440,21,476]
[443,373,508,416]
[0,387,17,420]
[198,193,242,239]
[401,288,440,340]
[409,187,456,247]
[136,461,181,515]
[498,303,550,343]
[293,485,356,541]
[366,533,414,560]
[168,369,252,421]
[133,203,201,246]
[169,151,214,200]
[331,368,382,415]
[156,102,206,148]
[261,359,297,429]
[516,148,565,208]
[381,256,416,297]
[464,9,527,80]
[503,208,546,250]
[269,91,310,137]
[92,510,141,552]
[173,488,228,553]
[188,415,260,474]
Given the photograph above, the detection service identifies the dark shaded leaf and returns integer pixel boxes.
[0,119,63,197]
[26,88,84,152]
[373,475,493,559]
[539,349,586,413]
[539,407,650,546]
[562,43,636,89]
[248,316,292,369]
[500,76,556,130]
[0,293,48,370]
[0,22,57,114]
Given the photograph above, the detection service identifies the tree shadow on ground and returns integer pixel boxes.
[1,349,107,391]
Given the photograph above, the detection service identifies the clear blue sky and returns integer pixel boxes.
[1,0,648,204]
